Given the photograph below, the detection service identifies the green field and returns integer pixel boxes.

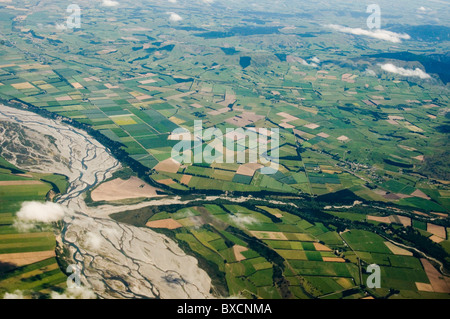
[111,198,450,299]
[0,157,67,298]
[0,0,449,300]
[0,3,448,212]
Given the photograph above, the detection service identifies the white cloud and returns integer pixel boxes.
[379,63,431,79]
[365,69,377,77]
[167,12,183,22]
[201,0,214,3]
[16,201,66,222]
[2,286,96,300]
[287,55,319,68]
[310,56,320,64]
[300,58,318,68]
[101,227,120,239]
[102,0,119,7]
[168,0,177,3]
[326,24,410,43]
[13,201,68,232]
[84,232,103,250]
[55,23,67,31]
[229,214,258,228]
[13,220,36,232]
[51,286,96,299]
[417,6,431,13]
[3,290,25,299]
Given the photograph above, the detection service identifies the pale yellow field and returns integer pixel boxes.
[384,241,413,256]
[236,163,263,177]
[257,206,283,218]
[104,83,119,89]
[169,116,186,125]
[0,250,55,267]
[277,112,299,123]
[55,95,72,101]
[395,215,411,227]
[317,132,330,138]
[146,218,183,230]
[71,82,83,89]
[367,215,391,224]
[232,245,248,261]
[293,129,315,140]
[322,257,346,262]
[180,174,192,185]
[313,243,332,252]
[111,116,137,126]
[11,82,35,89]
[304,123,320,130]
[427,223,446,239]
[415,282,434,292]
[429,235,445,243]
[276,250,307,260]
[411,189,430,199]
[337,135,349,142]
[420,258,450,293]
[336,277,354,289]
[91,176,164,201]
[249,231,288,241]
[279,122,295,129]
[136,94,152,101]
[139,79,156,84]
[153,158,181,173]
[157,179,176,185]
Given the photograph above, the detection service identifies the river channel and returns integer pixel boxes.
[0,104,213,299]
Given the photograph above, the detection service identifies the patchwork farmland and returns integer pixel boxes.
[0,157,68,298]
[112,200,450,299]
[0,0,449,301]
[0,12,448,213]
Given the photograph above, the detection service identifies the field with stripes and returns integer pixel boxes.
[113,202,450,299]
[0,157,68,298]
